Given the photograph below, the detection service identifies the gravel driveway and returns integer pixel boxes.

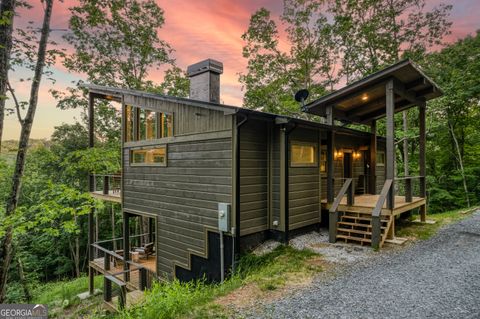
[248,211,480,319]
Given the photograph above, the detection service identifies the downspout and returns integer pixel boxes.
[234,112,248,271]
[283,122,297,244]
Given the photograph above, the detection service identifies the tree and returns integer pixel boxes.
[0,0,54,302]
[53,0,187,145]
[240,1,338,115]
[0,0,16,153]
[423,31,480,208]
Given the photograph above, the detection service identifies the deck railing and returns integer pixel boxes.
[329,178,354,243]
[371,179,393,248]
[91,233,156,308]
[91,174,121,196]
[394,176,425,202]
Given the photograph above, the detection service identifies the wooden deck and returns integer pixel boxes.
[322,194,425,216]
[90,191,121,203]
[90,256,156,290]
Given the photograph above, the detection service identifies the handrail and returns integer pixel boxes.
[394,175,423,181]
[329,178,354,213]
[328,178,354,243]
[371,179,393,248]
[372,179,393,217]
[94,232,155,245]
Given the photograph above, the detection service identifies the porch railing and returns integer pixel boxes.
[394,175,425,202]
[371,179,393,249]
[328,178,354,243]
[91,234,156,308]
[91,174,121,196]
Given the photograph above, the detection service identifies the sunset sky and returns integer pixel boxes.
[4,0,480,140]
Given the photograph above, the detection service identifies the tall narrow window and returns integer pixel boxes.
[125,105,134,142]
[145,110,156,140]
[138,109,147,140]
[163,113,173,137]
[320,148,327,173]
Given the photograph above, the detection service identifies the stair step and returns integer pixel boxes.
[341,215,389,223]
[337,227,372,235]
[337,234,372,243]
[337,221,387,230]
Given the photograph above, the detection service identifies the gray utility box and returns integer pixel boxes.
[218,203,231,232]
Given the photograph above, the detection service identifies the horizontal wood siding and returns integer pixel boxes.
[124,137,232,278]
[239,120,268,236]
[289,128,320,230]
[123,94,232,137]
[272,128,281,228]
[122,97,233,279]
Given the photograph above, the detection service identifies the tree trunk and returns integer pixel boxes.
[17,256,31,302]
[403,111,409,177]
[0,0,16,152]
[448,120,470,207]
[0,0,53,302]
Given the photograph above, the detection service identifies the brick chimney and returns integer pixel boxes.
[187,59,223,104]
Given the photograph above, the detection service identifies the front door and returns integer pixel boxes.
[343,152,352,178]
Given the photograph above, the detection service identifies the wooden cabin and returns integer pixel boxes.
[85,59,442,309]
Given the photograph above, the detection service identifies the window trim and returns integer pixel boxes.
[124,104,174,142]
[130,145,168,167]
[290,141,318,168]
[376,151,385,166]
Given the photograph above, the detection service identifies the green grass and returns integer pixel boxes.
[32,275,103,306]
[396,206,478,240]
[119,245,322,319]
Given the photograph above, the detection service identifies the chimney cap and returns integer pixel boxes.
[187,59,223,77]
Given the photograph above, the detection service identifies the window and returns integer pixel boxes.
[125,105,134,142]
[124,105,174,142]
[376,151,385,166]
[131,146,167,166]
[320,148,327,173]
[291,142,317,167]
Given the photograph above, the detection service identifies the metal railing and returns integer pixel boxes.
[91,174,121,195]
[394,175,425,202]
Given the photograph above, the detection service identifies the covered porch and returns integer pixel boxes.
[305,59,443,248]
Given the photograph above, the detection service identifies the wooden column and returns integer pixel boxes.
[385,80,395,210]
[369,120,377,194]
[419,101,427,221]
[279,127,287,239]
[123,212,130,282]
[88,93,95,295]
[326,105,335,203]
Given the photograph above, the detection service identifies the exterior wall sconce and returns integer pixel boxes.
[353,151,362,160]
[334,149,344,160]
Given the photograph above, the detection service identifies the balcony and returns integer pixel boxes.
[90,174,121,203]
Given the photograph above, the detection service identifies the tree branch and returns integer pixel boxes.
[6,80,24,124]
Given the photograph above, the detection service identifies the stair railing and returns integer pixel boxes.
[371,179,393,248]
[329,178,354,243]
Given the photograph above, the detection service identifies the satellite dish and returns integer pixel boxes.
[295,89,309,112]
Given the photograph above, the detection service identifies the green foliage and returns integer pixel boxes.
[120,246,321,319]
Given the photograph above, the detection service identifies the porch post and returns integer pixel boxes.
[419,101,427,221]
[369,120,377,194]
[385,79,395,210]
[88,93,95,295]
[326,105,334,203]
[123,212,130,282]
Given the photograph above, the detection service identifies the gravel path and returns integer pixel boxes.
[248,211,480,319]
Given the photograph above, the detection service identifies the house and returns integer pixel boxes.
[85,59,442,309]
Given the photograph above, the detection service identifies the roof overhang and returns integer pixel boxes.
[304,59,443,124]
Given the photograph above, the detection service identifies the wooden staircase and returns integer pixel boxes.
[336,211,393,247]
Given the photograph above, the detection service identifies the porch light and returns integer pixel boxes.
[353,151,361,160]
[334,149,343,160]
[361,94,368,101]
